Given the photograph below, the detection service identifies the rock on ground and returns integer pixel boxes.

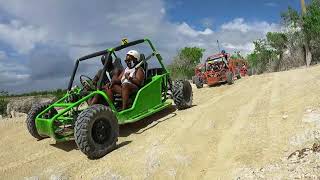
[6,96,55,118]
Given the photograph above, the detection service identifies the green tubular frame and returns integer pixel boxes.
[35,38,173,142]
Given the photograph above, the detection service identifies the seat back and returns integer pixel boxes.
[139,54,148,80]
[146,68,165,79]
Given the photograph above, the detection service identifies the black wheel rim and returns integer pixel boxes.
[92,119,112,145]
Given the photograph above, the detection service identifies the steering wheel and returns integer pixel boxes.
[80,75,96,91]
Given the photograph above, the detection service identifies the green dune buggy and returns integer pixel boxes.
[26,38,193,159]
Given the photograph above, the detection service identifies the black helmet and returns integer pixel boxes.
[221,50,226,54]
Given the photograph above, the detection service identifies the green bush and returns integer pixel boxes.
[53,89,67,100]
[5,88,67,99]
[169,47,205,79]
[0,98,9,115]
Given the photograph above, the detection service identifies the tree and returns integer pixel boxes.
[266,32,288,67]
[247,0,320,73]
[303,0,320,62]
[169,47,205,79]
[303,0,320,40]
[281,0,320,66]
[246,39,278,74]
[0,90,9,97]
[230,51,244,60]
[281,7,300,28]
[266,32,288,53]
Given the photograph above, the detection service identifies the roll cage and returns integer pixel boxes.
[67,38,168,91]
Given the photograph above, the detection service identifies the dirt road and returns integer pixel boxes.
[1,65,320,179]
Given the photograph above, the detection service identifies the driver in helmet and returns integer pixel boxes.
[92,54,114,87]
[221,50,229,62]
[88,54,119,105]
[104,50,145,110]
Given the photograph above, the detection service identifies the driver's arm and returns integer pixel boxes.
[92,69,102,86]
[111,70,124,85]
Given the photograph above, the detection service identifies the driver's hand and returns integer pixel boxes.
[83,83,90,91]
[102,83,111,90]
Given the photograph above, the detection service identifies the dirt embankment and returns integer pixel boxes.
[1,65,320,179]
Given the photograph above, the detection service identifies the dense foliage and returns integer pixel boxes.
[0,98,8,115]
[168,47,205,79]
[247,0,320,73]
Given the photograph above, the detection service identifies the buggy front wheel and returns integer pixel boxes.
[74,104,119,159]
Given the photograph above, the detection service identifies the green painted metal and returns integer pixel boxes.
[117,74,168,123]
[54,103,73,107]
[34,38,174,142]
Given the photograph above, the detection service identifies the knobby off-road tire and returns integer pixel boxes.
[236,69,241,79]
[194,76,203,89]
[172,80,193,110]
[192,76,196,84]
[74,104,119,159]
[26,102,57,140]
[226,71,234,85]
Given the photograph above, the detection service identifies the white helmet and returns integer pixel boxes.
[126,50,140,60]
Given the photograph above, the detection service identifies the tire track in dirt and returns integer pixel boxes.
[148,75,275,179]
[200,74,274,179]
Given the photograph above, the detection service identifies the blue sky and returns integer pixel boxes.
[165,0,303,29]
[0,0,307,93]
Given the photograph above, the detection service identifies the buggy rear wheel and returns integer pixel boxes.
[226,71,234,85]
[172,80,193,110]
[194,76,203,89]
[74,104,119,159]
[26,102,57,140]
[192,76,196,84]
[236,69,241,79]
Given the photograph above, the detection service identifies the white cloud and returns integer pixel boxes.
[0,51,7,59]
[0,20,47,54]
[160,8,166,14]
[222,42,255,54]
[177,22,213,37]
[221,18,280,34]
[265,2,278,7]
[0,0,281,92]
[0,60,30,86]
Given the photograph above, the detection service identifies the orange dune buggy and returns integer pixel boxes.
[192,53,234,88]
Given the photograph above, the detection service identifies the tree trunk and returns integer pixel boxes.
[300,0,312,67]
[304,43,312,67]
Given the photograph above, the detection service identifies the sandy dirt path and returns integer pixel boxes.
[1,65,320,179]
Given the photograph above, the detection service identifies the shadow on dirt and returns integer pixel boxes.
[50,106,179,152]
[180,104,197,110]
[50,140,132,152]
[50,140,78,152]
[208,81,229,87]
[119,105,177,137]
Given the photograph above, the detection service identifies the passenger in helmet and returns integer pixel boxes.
[104,50,145,110]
